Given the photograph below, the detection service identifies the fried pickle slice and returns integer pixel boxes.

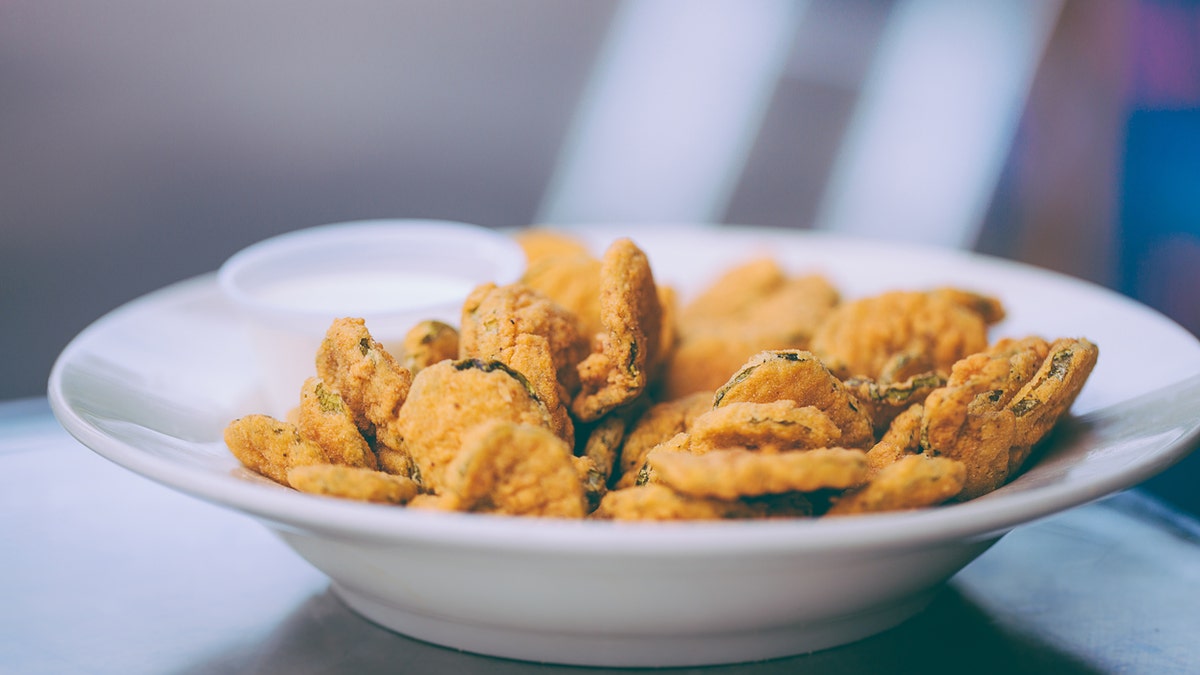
[679,257,788,328]
[286,464,419,504]
[395,358,554,493]
[844,372,946,433]
[520,253,604,342]
[515,227,593,264]
[921,336,1098,499]
[713,350,875,449]
[399,320,459,374]
[1006,337,1100,469]
[377,446,421,481]
[681,260,840,343]
[441,421,587,518]
[648,447,869,500]
[225,414,328,485]
[615,391,713,488]
[687,401,843,454]
[592,484,768,521]
[825,455,966,516]
[460,282,586,440]
[315,317,412,450]
[297,377,378,470]
[666,261,840,399]
[577,412,629,509]
[864,403,925,473]
[572,238,664,422]
[662,333,778,401]
[810,288,1005,381]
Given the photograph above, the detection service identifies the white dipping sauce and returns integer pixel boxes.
[254,271,476,314]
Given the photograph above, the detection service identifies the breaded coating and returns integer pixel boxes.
[297,377,377,470]
[687,401,843,454]
[616,392,713,488]
[399,320,459,374]
[666,261,839,399]
[396,359,554,493]
[377,446,421,481]
[826,455,966,515]
[441,421,587,518]
[653,284,680,385]
[460,282,587,441]
[990,337,1099,489]
[810,289,1004,381]
[921,336,1098,499]
[315,317,412,450]
[663,332,789,401]
[713,350,875,449]
[592,484,768,521]
[578,413,628,508]
[648,447,869,500]
[679,257,788,328]
[572,239,664,422]
[679,268,840,345]
[286,464,420,504]
[736,274,840,343]
[225,414,328,485]
[864,403,924,474]
[515,227,592,264]
[1006,338,1100,453]
[520,253,604,341]
[844,372,946,433]
[934,287,1007,324]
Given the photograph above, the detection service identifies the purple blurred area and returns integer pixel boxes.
[2,2,1197,508]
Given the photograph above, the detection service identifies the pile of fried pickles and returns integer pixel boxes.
[224,229,1099,520]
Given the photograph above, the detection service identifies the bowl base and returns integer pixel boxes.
[332,582,936,667]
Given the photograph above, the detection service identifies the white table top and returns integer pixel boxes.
[3,397,1198,674]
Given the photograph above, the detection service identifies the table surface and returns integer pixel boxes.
[3,397,1198,674]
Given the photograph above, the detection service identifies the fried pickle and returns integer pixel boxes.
[687,401,843,454]
[713,350,875,449]
[441,421,587,518]
[615,392,713,488]
[297,377,377,470]
[399,320,459,374]
[225,414,328,485]
[921,336,1098,499]
[514,227,593,264]
[844,371,946,433]
[572,238,663,422]
[520,253,604,341]
[287,464,420,504]
[864,403,925,473]
[577,412,629,508]
[592,484,768,521]
[665,260,839,399]
[459,282,588,440]
[810,288,1004,381]
[315,317,412,450]
[826,455,966,515]
[648,447,869,500]
[395,358,554,493]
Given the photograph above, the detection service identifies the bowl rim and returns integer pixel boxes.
[48,226,1200,558]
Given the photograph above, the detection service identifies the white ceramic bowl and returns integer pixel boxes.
[216,219,524,414]
[49,225,1200,667]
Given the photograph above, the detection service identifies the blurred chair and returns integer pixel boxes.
[538,0,1063,250]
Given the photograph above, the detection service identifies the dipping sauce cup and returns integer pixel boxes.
[218,219,525,414]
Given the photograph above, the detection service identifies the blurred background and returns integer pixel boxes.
[2,1,1197,509]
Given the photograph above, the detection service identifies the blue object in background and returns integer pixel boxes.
[1115,0,1200,516]
[1118,109,1200,333]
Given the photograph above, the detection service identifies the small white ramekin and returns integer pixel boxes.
[218,219,524,414]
